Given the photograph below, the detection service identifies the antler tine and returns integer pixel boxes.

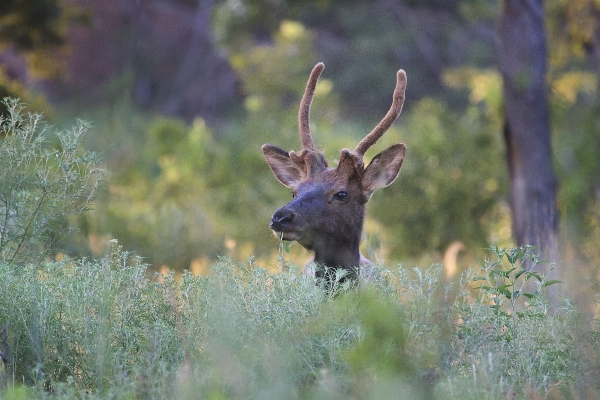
[298,62,325,151]
[354,69,407,157]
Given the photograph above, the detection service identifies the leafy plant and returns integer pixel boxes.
[0,98,103,264]
[473,245,562,316]
[448,246,578,396]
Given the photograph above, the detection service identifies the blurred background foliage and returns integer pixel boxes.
[1,0,599,274]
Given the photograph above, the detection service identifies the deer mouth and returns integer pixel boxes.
[270,208,304,241]
[271,228,302,241]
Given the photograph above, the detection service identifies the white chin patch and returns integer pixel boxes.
[272,230,301,241]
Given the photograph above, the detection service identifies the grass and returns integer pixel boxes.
[0,242,598,399]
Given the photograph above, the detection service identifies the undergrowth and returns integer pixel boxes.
[0,244,597,399]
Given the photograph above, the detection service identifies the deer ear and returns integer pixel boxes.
[362,143,406,194]
[262,144,305,188]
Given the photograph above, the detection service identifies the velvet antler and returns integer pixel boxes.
[354,69,407,157]
[298,62,324,151]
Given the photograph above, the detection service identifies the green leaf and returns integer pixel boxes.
[524,271,543,282]
[490,269,511,279]
[543,279,563,287]
[497,283,514,292]
[506,250,518,264]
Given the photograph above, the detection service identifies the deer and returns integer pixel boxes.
[262,62,407,283]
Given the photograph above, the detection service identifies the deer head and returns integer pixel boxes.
[262,62,407,280]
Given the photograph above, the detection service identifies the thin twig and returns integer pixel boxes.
[11,190,47,262]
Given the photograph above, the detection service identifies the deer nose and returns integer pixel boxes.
[271,209,295,231]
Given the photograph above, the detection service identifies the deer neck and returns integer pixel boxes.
[313,247,360,270]
[310,229,362,270]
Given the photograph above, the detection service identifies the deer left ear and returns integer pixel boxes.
[362,143,406,195]
[262,144,306,189]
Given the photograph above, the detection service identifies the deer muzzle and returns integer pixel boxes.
[271,208,294,229]
[270,207,303,241]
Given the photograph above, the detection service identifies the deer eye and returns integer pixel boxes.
[333,191,347,201]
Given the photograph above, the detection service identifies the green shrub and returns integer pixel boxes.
[0,241,182,397]
[0,98,103,264]
[2,245,593,399]
[446,246,582,397]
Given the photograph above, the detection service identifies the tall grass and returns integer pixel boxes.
[0,244,598,399]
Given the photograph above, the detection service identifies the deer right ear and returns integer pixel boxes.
[262,144,305,189]
[361,143,406,195]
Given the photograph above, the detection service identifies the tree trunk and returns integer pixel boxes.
[160,0,238,122]
[497,0,560,291]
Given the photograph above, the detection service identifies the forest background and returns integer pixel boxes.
[1,0,599,285]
